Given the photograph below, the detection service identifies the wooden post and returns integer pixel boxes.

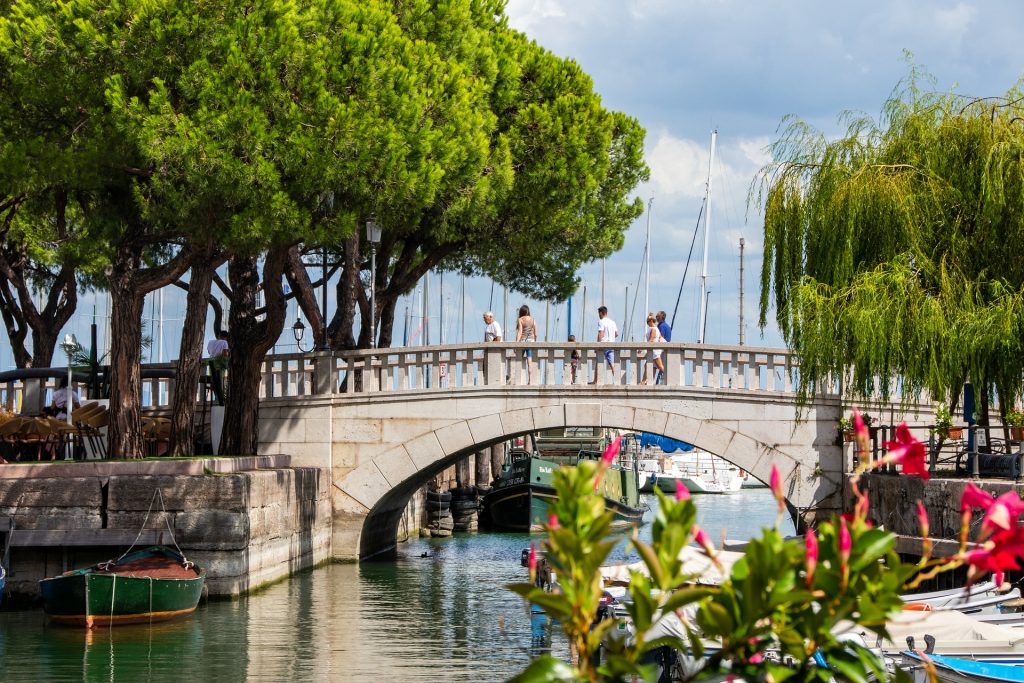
[475,449,490,487]
[490,442,505,481]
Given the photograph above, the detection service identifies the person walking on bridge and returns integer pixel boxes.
[590,306,619,384]
[483,311,502,342]
[655,311,672,384]
[515,305,538,384]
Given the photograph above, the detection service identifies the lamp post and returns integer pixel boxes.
[292,318,307,353]
[60,333,78,459]
[319,246,329,350]
[366,217,382,349]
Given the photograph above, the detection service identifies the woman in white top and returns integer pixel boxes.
[641,313,665,385]
[516,305,538,384]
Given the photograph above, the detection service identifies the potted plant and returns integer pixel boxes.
[932,404,962,440]
[838,413,873,442]
[1006,408,1024,441]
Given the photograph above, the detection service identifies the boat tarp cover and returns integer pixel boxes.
[840,609,1024,653]
[599,547,745,586]
[638,433,694,453]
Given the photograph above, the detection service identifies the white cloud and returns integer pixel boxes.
[646,132,710,198]
[505,0,567,34]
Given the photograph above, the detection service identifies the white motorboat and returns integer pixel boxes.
[902,581,1020,615]
[639,450,744,494]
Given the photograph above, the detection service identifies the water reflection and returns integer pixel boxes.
[0,489,789,682]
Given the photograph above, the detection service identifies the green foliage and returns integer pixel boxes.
[757,64,1024,409]
[1006,408,1024,427]
[932,404,953,432]
[510,464,917,682]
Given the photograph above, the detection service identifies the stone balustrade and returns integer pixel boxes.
[260,342,806,398]
[1,342,808,412]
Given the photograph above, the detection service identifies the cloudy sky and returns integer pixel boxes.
[501,0,1024,347]
[8,1,1024,369]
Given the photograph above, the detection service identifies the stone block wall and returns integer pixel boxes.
[0,466,331,599]
[859,473,1023,549]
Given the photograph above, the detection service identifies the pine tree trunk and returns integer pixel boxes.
[0,284,31,367]
[220,250,289,455]
[221,256,261,455]
[169,257,216,456]
[331,233,360,350]
[107,254,145,459]
[376,292,399,349]
[106,243,195,459]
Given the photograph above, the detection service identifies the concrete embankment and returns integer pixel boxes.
[0,456,331,600]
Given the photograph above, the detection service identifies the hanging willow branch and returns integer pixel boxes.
[756,70,1024,409]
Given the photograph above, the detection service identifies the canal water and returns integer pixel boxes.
[0,489,790,682]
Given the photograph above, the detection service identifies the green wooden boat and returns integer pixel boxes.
[39,546,205,627]
[481,447,645,532]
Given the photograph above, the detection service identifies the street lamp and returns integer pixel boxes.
[59,333,78,459]
[366,217,382,349]
[292,318,308,353]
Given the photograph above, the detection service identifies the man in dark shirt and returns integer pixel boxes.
[656,311,672,342]
[655,311,671,384]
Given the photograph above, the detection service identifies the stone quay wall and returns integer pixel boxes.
[859,473,1024,556]
[0,460,331,600]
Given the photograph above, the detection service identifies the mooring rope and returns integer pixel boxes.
[104,488,193,569]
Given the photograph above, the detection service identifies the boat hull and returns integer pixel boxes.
[481,482,644,532]
[39,547,205,628]
[481,453,644,532]
[903,652,1024,683]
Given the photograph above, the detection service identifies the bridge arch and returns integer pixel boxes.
[331,402,843,560]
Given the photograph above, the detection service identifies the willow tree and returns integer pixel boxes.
[758,70,1024,418]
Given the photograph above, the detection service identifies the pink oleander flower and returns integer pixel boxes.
[769,465,785,513]
[594,436,623,490]
[882,423,929,481]
[805,528,818,587]
[963,526,1024,582]
[961,482,993,514]
[839,516,852,589]
[841,511,872,529]
[675,479,690,501]
[982,491,1024,536]
[916,501,929,537]
[749,652,764,664]
[853,409,868,441]
[602,436,622,465]
[839,517,851,563]
[528,543,537,583]
[547,513,559,529]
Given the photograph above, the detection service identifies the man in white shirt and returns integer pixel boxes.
[591,306,619,384]
[483,311,502,342]
[51,377,81,420]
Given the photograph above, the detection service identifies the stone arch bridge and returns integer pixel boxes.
[244,341,930,560]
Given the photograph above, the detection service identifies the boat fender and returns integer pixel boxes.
[901,602,932,611]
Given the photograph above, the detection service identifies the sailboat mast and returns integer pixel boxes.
[697,129,716,343]
[644,198,653,323]
[739,237,745,345]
